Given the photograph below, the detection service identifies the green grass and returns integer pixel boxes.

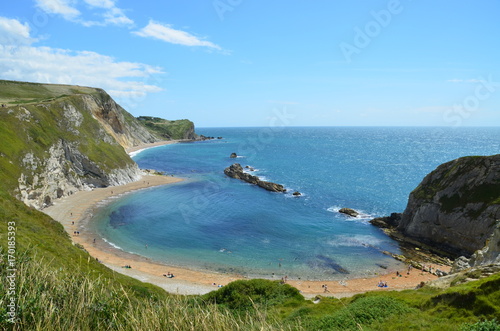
[137,116,195,140]
[0,80,95,105]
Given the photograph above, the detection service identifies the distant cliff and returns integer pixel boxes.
[137,116,197,140]
[0,80,194,209]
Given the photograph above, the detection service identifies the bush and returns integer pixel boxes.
[305,296,414,331]
[461,319,500,331]
[202,279,304,310]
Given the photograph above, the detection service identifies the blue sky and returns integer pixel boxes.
[0,0,499,127]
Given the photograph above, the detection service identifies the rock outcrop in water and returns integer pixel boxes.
[339,208,359,217]
[224,163,286,193]
[371,154,500,269]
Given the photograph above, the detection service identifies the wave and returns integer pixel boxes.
[128,149,145,158]
[327,206,374,220]
[102,237,123,250]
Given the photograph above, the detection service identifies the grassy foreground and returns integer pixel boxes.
[1,186,499,330]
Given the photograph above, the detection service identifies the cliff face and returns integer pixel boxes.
[397,155,500,257]
[0,81,161,209]
[82,91,160,149]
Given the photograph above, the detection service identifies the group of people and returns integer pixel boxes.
[377,280,388,288]
[163,272,175,278]
[122,265,132,269]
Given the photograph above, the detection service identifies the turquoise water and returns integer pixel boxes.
[91,127,500,280]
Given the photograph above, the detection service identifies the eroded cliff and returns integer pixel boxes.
[0,81,160,209]
[397,155,500,257]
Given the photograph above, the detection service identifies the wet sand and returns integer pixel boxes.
[42,141,449,298]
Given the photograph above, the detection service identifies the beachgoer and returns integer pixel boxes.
[324,285,329,293]
[93,238,96,244]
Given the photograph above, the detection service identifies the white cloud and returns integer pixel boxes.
[133,20,222,50]
[0,43,164,105]
[83,0,114,8]
[0,16,37,45]
[35,0,133,27]
[35,0,81,20]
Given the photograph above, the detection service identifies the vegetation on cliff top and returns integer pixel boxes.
[137,116,196,140]
[411,155,500,211]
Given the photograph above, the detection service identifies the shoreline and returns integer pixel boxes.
[126,140,182,157]
[42,142,449,298]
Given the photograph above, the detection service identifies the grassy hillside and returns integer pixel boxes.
[0,92,133,192]
[0,80,96,106]
[137,116,196,140]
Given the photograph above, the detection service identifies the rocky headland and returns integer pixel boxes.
[370,154,500,274]
[224,163,286,193]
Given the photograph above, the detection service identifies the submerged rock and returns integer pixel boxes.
[230,152,238,158]
[224,163,286,193]
[338,208,359,217]
[293,191,301,196]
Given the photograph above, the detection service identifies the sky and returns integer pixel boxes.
[0,0,499,127]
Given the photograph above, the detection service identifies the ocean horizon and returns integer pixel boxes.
[89,127,500,280]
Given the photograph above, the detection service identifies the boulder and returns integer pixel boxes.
[293,191,301,196]
[369,213,402,229]
[230,153,238,158]
[339,208,359,217]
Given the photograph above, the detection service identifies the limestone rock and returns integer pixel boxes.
[370,213,402,228]
[397,155,500,257]
[224,163,286,193]
[339,208,359,217]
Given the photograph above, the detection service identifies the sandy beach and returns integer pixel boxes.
[42,141,449,298]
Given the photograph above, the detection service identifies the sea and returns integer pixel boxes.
[90,127,500,280]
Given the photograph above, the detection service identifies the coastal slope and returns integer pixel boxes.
[0,80,188,209]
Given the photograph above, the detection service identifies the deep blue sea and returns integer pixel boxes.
[90,127,500,280]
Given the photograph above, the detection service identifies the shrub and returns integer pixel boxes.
[461,319,500,331]
[202,279,304,310]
